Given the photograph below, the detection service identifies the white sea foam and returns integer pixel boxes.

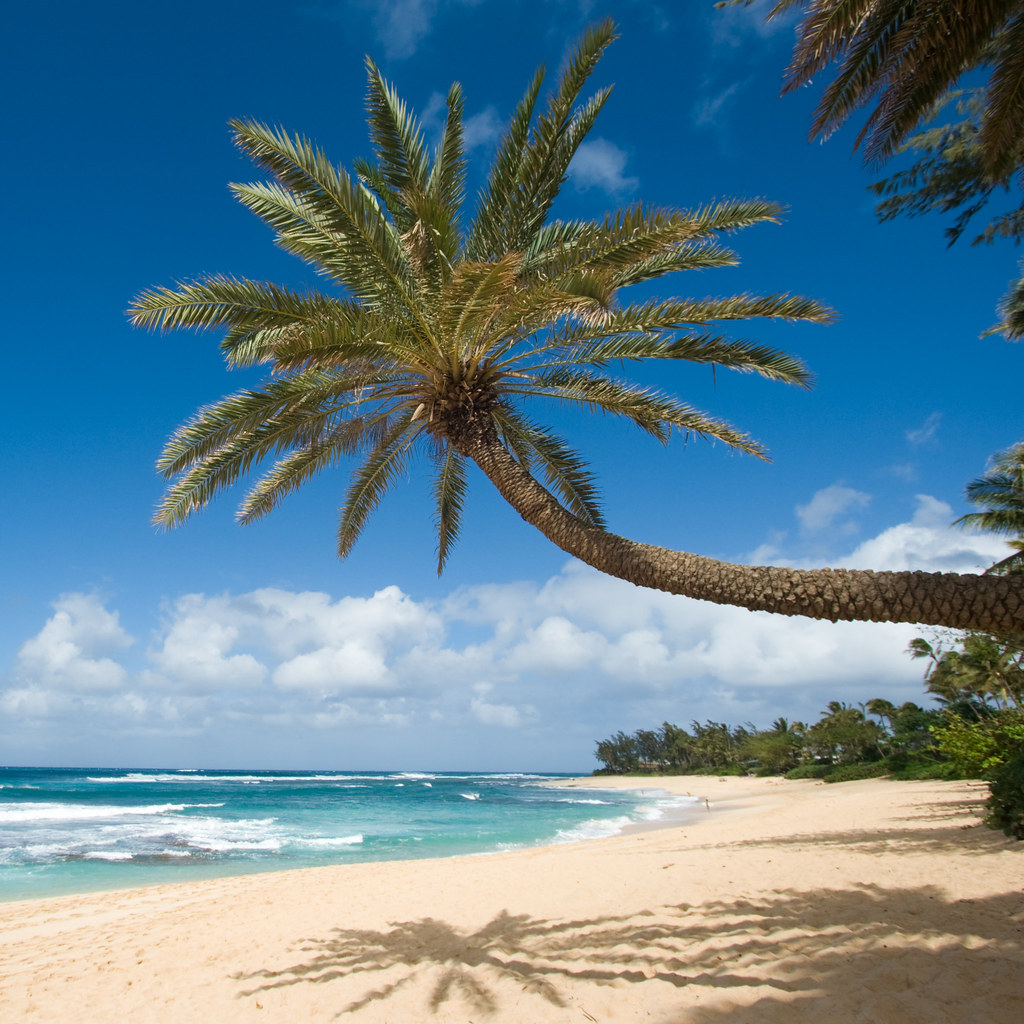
[299,835,364,849]
[0,802,224,823]
[85,773,355,784]
[83,850,134,861]
[555,798,611,805]
[553,814,634,843]
[459,792,481,801]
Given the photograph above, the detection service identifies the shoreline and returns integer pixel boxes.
[0,772,692,906]
[2,776,1020,1022]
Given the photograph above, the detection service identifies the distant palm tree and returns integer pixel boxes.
[865,697,896,732]
[956,441,1024,575]
[130,21,1023,632]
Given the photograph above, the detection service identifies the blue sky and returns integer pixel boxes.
[1,0,1019,771]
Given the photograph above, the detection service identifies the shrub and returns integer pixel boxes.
[785,764,831,780]
[823,762,890,784]
[931,709,1024,779]
[885,754,958,781]
[985,753,1024,840]
[691,764,744,776]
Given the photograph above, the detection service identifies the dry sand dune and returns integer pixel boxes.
[1,775,1021,1023]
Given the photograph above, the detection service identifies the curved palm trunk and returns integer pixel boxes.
[455,424,1024,634]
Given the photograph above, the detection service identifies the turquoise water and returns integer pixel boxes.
[0,767,697,902]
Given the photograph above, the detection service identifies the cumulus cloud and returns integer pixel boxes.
[839,495,1006,573]
[14,593,133,691]
[148,596,266,692]
[470,683,530,728]
[796,483,871,534]
[568,139,638,195]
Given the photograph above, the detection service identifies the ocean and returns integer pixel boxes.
[0,767,697,902]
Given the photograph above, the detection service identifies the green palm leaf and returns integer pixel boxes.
[337,415,421,558]
[493,408,605,527]
[431,444,468,574]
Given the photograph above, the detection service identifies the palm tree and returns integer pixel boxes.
[727,1,1024,180]
[865,697,896,733]
[955,441,1024,575]
[130,22,1023,633]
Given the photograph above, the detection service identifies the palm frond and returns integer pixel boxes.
[431,443,468,573]
[493,407,605,527]
[561,295,835,338]
[239,415,395,524]
[981,10,1024,179]
[337,414,420,558]
[427,83,468,229]
[546,331,813,386]
[156,368,389,478]
[229,120,417,307]
[467,19,617,258]
[466,64,546,261]
[364,58,431,197]
[517,367,769,456]
[128,276,370,368]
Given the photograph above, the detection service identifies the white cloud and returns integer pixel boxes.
[568,138,638,195]
[148,594,267,692]
[368,0,439,60]
[839,495,1006,573]
[14,593,133,692]
[470,683,529,728]
[796,483,871,534]
[463,107,503,150]
[906,411,942,446]
[273,643,391,694]
[339,0,487,61]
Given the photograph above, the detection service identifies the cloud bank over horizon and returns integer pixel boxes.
[1,492,1007,770]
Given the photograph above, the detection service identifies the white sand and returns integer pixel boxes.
[1,775,1021,1023]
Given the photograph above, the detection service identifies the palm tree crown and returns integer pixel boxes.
[130,22,825,573]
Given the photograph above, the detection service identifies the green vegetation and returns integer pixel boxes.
[955,441,1024,575]
[986,753,1024,839]
[595,625,1024,834]
[594,701,949,783]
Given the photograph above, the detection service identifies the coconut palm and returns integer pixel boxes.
[726,1,1024,179]
[955,441,1024,574]
[130,22,1023,633]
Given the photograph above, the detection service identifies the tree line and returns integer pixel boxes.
[595,629,1024,837]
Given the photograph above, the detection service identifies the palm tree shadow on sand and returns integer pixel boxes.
[234,884,1024,1020]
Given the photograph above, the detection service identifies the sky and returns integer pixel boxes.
[1,0,1020,771]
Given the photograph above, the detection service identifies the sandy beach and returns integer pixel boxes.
[1,775,1021,1023]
